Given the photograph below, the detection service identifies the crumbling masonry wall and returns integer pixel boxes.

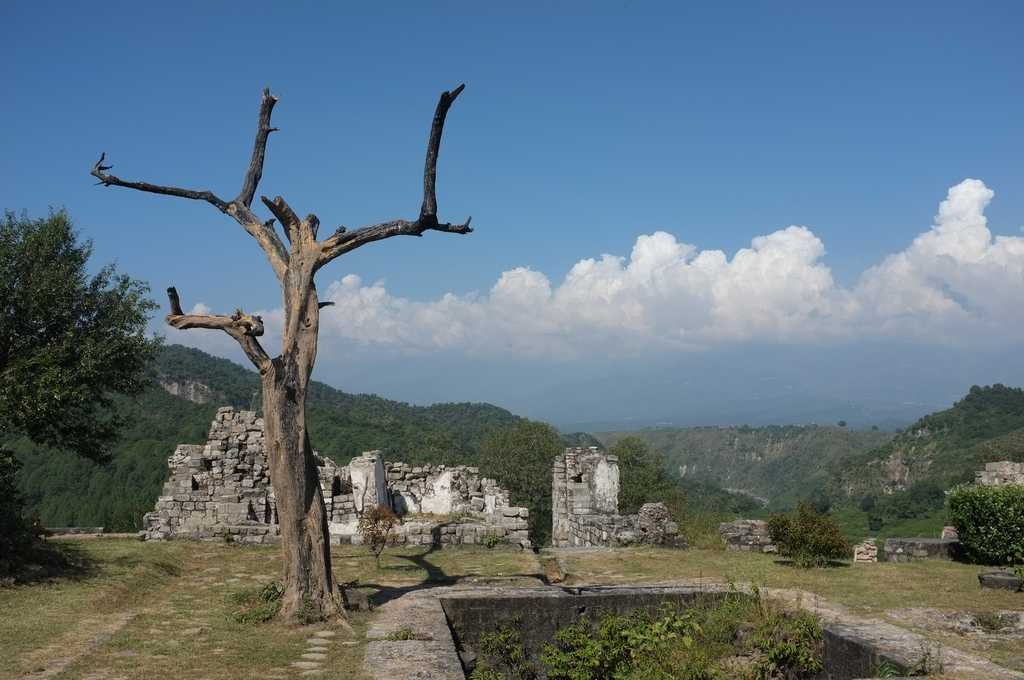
[976,461,1024,486]
[551,446,683,548]
[143,407,530,548]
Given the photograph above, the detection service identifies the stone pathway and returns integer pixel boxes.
[284,629,337,677]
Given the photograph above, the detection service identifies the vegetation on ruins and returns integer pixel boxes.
[947,483,1024,565]
[471,590,824,680]
[89,85,474,622]
[358,504,399,566]
[767,503,851,568]
[0,210,158,574]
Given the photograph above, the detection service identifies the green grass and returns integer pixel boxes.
[830,504,947,543]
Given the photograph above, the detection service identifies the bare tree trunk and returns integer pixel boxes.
[91,85,473,624]
[262,363,336,619]
[262,282,338,620]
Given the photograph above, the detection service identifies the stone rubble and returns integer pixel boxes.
[718,519,778,553]
[551,447,684,548]
[142,407,530,549]
[852,538,878,564]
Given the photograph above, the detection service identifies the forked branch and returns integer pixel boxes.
[91,88,290,282]
[317,84,472,268]
[165,287,271,373]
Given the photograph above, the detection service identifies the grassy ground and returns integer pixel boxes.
[556,546,1024,673]
[5,539,1023,678]
[0,538,540,680]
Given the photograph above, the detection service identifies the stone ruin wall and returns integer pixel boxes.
[551,446,683,548]
[976,460,1024,486]
[143,407,530,549]
[718,519,777,553]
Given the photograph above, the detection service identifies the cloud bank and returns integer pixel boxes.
[172,179,1024,360]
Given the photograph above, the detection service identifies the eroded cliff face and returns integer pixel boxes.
[835,427,940,496]
[159,379,216,404]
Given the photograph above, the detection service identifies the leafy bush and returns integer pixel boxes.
[768,503,851,568]
[947,483,1024,565]
[358,504,398,566]
[468,590,823,680]
[471,624,539,680]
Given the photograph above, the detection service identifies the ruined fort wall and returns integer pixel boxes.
[144,407,530,549]
[551,446,682,548]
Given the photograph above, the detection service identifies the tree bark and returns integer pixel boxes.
[261,302,336,620]
[91,84,472,624]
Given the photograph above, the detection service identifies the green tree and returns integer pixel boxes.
[479,420,563,546]
[1,211,159,460]
[607,436,683,516]
[0,210,158,573]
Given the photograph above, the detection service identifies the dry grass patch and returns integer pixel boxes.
[0,538,541,680]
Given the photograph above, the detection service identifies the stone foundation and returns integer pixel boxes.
[551,447,683,548]
[719,519,777,553]
[143,407,530,549]
[883,537,960,562]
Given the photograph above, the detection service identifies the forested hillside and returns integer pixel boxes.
[597,425,892,509]
[832,384,1024,498]
[8,345,522,530]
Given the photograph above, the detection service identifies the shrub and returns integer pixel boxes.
[385,626,418,641]
[228,580,284,624]
[472,624,539,680]
[947,484,1024,565]
[358,504,398,566]
[767,503,851,568]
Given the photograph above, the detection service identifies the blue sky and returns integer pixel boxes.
[3,2,1023,427]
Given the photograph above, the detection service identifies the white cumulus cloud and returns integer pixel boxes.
[172,179,1024,360]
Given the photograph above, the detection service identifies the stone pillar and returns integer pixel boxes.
[349,451,389,513]
[590,454,619,515]
[552,451,569,547]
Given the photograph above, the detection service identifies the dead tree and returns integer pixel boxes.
[91,85,472,622]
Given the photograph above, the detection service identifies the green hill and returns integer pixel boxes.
[8,344,522,530]
[596,425,892,509]
[831,384,1024,498]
